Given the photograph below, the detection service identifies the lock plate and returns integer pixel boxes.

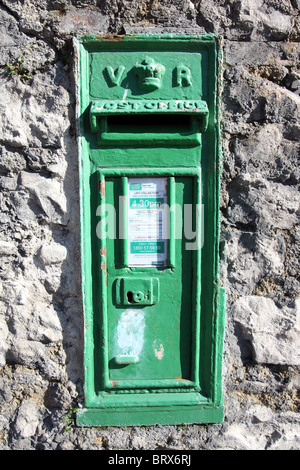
[115,277,159,306]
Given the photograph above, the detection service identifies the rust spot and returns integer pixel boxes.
[100,246,107,258]
[101,260,108,287]
[110,380,118,388]
[100,34,134,42]
[99,178,105,197]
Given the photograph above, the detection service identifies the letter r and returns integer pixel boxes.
[175,65,192,87]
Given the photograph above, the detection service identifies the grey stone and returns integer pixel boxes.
[0,7,31,65]
[0,240,17,256]
[44,382,72,409]
[213,422,269,450]
[13,400,40,438]
[197,0,296,40]
[247,404,274,423]
[232,296,300,365]
[0,67,70,149]
[7,339,66,380]
[19,171,68,224]
[57,7,110,35]
[225,42,300,67]
[39,243,67,266]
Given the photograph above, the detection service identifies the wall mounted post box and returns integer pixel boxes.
[75,35,225,427]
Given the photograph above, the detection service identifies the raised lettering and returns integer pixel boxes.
[117,101,130,110]
[184,101,194,109]
[158,101,169,109]
[104,102,117,110]
[131,102,142,110]
[144,102,156,109]
[175,65,192,87]
[105,66,126,87]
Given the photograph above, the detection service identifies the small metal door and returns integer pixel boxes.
[98,172,201,390]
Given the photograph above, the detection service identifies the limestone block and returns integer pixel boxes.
[39,243,67,266]
[13,400,40,438]
[0,240,17,256]
[20,171,67,224]
[57,8,109,35]
[232,296,300,365]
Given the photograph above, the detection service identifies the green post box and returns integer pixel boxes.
[75,35,225,427]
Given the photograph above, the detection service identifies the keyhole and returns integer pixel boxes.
[133,291,144,303]
[126,291,144,303]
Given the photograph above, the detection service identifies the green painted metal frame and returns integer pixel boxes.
[74,34,225,427]
[96,167,201,392]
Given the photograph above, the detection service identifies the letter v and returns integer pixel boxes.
[106,66,126,86]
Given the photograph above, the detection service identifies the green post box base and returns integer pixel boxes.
[76,405,224,427]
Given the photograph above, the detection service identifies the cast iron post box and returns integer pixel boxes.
[75,35,225,426]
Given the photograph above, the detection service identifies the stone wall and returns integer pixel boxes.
[0,0,299,450]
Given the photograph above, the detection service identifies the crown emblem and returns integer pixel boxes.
[135,56,166,91]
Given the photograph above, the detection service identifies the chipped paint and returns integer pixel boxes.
[100,246,107,258]
[100,260,107,287]
[99,178,106,197]
[153,340,164,360]
[101,261,106,271]
[116,309,145,358]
